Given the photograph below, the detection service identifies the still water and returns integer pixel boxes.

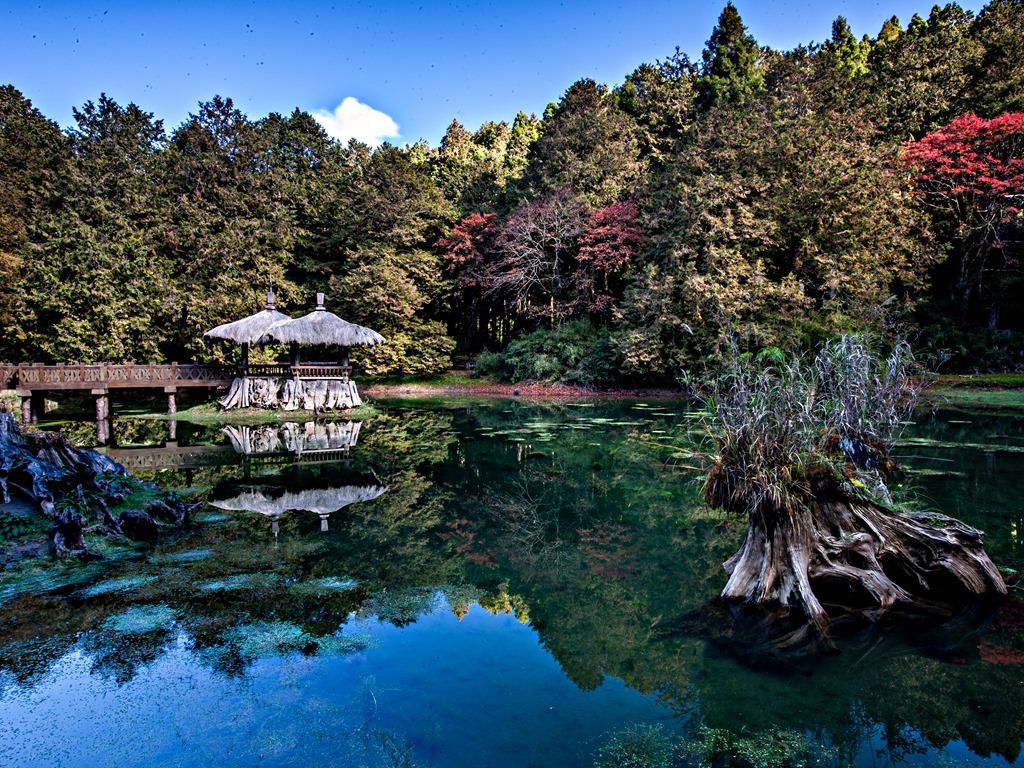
[0,399,1022,767]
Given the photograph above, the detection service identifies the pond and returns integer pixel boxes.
[0,399,1022,768]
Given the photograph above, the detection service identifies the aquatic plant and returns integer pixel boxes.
[102,604,178,634]
[593,724,676,768]
[679,725,818,768]
[688,335,1005,634]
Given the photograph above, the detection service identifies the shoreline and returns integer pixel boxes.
[361,382,687,401]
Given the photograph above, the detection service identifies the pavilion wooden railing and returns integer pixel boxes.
[244,364,353,380]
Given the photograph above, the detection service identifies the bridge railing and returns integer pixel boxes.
[9,361,356,392]
[15,362,233,391]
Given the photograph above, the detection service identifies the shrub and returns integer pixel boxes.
[679,726,815,768]
[471,321,621,386]
[471,350,510,380]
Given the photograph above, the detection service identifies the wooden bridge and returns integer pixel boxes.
[0,361,353,425]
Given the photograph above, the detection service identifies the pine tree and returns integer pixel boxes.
[695,3,764,109]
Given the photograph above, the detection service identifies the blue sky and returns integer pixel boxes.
[2,0,985,146]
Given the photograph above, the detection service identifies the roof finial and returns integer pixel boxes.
[316,292,325,311]
[266,276,275,310]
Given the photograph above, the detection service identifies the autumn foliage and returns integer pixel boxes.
[5,2,1024,377]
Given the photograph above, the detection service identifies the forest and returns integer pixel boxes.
[1,1,1023,386]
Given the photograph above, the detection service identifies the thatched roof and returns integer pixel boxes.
[262,293,385,347]
[210,485,388,517]
[204,291,292,345]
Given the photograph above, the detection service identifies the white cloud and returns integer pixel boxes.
[312,97,400,146]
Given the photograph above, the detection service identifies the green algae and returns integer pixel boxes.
[80,574,158,597]
[103,604,178,634]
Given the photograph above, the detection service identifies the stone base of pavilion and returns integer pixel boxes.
[219,376,362,411]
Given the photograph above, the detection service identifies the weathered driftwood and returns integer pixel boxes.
[219,376,362,411]
[0,412,122,516]
[0,412,197,555]
[718,478,1007,631]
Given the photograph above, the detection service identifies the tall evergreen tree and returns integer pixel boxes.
[868,4,982,140]
[617,49,697,165]
[695,3,764,109]
[163,96,297,361]
[0,87,70,361]
[971,0,1024,116]
[517,79,642,208]
[823,17,872,78]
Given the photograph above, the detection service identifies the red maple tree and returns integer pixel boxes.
[574,199,645,316]
[904,112,1024,326]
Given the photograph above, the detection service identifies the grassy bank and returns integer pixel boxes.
[927,373,1024,410]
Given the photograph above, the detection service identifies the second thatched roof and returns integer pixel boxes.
[262,292,385,348]
[204,291,292,345]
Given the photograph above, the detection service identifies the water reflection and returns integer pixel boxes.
[98,419,364,471]
[222,420,361,459]
[211,483,387,534]
[1,402,1022,767]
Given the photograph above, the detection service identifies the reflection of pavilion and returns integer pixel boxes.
[210,484,387,535]
[222,421,361,461]
[103,420,365,471]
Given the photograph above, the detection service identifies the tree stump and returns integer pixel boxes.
[719,479,1006,632]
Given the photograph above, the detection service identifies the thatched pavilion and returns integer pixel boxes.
[263,293,385,363]
[210,292,385,411]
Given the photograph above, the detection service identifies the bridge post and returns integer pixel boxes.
[165,386,177,416]
[20,396,31,424]
[92,388,110,445]
[91,389,109,421]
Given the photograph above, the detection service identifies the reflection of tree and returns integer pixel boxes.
[687,607,1024,764]
[3,403,1023,766]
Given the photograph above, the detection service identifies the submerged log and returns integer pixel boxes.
[719,479,1006,633]
[0,412,193,554]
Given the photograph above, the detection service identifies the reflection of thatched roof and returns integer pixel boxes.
[262,294,385,347]
[210,485,387,517]
[204,292,291,345]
